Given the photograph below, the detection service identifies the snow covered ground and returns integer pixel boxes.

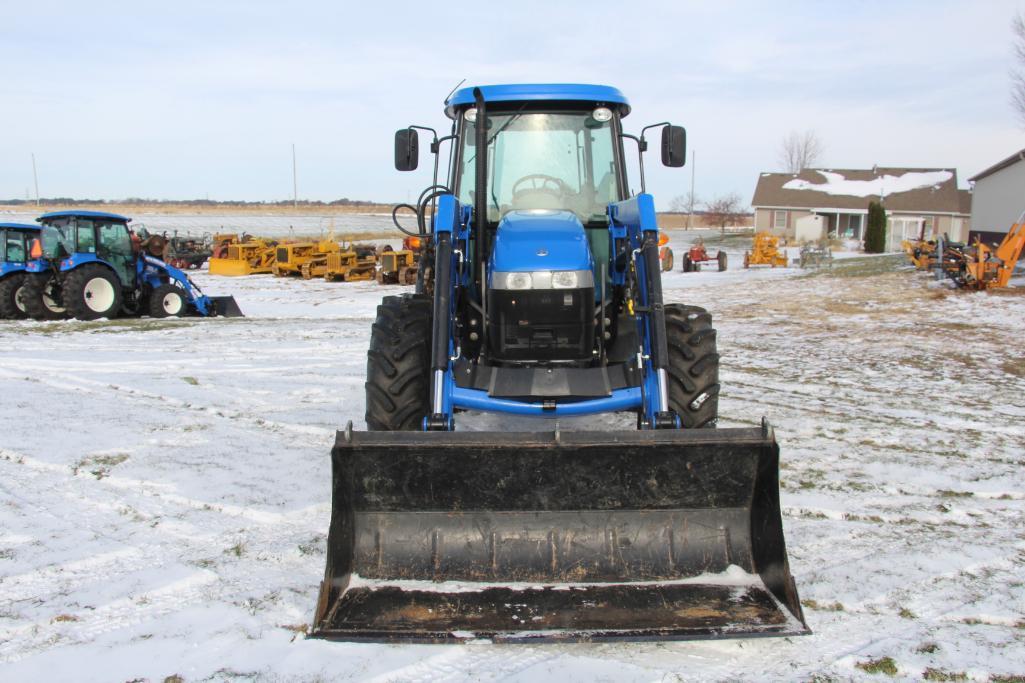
[1,229,1023,682]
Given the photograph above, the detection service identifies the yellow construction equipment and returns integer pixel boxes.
[376,236,421,285]
[210,233,239,260]
[744,231,789,268]
[901,238,937,270]
[208,238,278,276]
[324,244,377,282]
[273,239,342,278]
[945,216,1025,290]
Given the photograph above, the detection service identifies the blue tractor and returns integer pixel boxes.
[313,85,806,642]
[22,210,242,320]
[0,222,42,319]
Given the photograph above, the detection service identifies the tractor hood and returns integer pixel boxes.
[490,210,593,274]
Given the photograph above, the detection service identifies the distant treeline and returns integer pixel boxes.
[0,197,386,207]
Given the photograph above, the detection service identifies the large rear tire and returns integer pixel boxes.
[64,265,123,320]
[365,294,432,431]
[0,273,29,319]
[665,304,719,429]
[22,273,67,320]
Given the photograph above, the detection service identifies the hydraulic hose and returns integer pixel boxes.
[391,185,451,237]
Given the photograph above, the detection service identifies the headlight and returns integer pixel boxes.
[551,271,578,289]
[464,107,478,123]
[592,107,612,122]
[505,272,531,290]
[492,270,594,290]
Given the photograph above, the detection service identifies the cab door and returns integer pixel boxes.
[95,222,135,286]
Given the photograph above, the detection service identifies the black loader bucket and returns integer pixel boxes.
[311,420,808,643]
[205,295,244,317]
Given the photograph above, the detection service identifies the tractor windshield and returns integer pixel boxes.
[457,110,620,224]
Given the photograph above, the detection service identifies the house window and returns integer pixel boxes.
[847,214,862,239]
[773,210,787,230]
[922,217,934,236]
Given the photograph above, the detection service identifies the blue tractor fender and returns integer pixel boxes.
[54,252,122,278]
[0,262,27,278]
[25,258,48,274]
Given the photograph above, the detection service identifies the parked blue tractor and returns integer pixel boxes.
[312,85,806,642]
[22,210,242,320]
[0,222,42,319]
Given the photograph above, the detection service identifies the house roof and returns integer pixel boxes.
[958,189,972,215]
[752,167,967,214]
[968,148,1025,183]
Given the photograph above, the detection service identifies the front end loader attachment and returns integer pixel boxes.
[311,421,808,643]
[204,295,244,317]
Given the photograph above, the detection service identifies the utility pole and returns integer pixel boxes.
[292,143,298,209]
[31,153,40,206]
[686,150,696,229]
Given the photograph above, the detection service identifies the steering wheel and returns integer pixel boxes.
[511,174,569,199]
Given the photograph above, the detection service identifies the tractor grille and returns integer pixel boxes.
[276,247,289,263]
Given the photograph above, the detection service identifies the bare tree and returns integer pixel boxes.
[1012,12,1025,126]
[705,193,746,233]
[778,130,824,173]
[668,191,701,214]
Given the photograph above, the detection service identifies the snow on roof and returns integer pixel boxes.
[782,170,953,198]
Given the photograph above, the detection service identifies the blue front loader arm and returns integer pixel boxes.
[608,193,672,427]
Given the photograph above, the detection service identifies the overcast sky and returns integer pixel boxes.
[1,0,1022,208]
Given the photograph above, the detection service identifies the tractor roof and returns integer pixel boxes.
[38,209,131,223]
[0,222,40,231]
[445,84,630,119]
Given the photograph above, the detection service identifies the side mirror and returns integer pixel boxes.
[661,125,686,167]
[394,128,419,172]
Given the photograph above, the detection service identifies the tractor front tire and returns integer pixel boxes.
[22,273,67,320]
[665,303,719,429]
[64,265,123,320]
[0,273,29,319]
[717,251,728,272]
[682,254,692,273]
[149,283,188,318]
[365,294,432,431]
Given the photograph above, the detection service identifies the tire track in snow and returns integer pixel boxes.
[0,367,335,442]
[0,570,219,663]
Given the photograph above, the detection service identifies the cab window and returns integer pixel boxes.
[76,219,97,253]
[98,222,132,255]
[6,233,27,262]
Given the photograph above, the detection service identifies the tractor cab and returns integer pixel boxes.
[448,88,630,226]
[36,210,137,286]
[0,223,40,272]
[0,222,42,319]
